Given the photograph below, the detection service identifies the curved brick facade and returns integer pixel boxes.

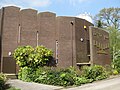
[0,6,111,73]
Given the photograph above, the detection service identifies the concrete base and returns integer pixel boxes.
[5,73,18,79]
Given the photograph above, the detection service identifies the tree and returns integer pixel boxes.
[95,7,120,29]
[97,20,102,28]
[108,27,120,60]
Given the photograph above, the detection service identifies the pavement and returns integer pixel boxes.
[6,76,120,90]
[65,76,120,90]
[6,79,63,90]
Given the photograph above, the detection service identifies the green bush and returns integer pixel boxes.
[32,46,53,67]
[81,65,108,81]
[18,67,35,82]
[112,58,120,73]
[0,73,7,90]
[18,65,109,87]
[74,77,93,86]
[13,46,34,67]
[13,45,53,68]
[18,67,78,86]
[112,70,119,75]
[35,67,79,86]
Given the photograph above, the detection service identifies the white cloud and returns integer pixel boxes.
[76,13,93,23]
[0,0,51,8]
[23,0,51,7]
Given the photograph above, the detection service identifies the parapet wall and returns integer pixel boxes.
[89,26,111,66]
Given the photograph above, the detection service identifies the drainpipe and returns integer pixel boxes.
[70,21,74,67]
[0,7,5,73]
[36,31,39,46]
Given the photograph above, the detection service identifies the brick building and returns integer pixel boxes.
[0,6,111,74]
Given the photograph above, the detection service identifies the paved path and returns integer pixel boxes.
[7,76,120,90]
[7,79,63,90]
[64,76,120,90]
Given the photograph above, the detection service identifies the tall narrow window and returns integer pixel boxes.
[87,40,90,55]
[18,24,21,44]
[56,40,58,63]
[36,31,39,46]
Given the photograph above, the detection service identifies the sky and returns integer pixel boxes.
[0,0,120,17]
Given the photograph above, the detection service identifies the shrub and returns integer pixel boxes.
[31,46,53,68]
[18,67,82,87]
[13,46,34,67]
[0,73,7,90]
[112,58,120,73]
[81,65,108,81]
[74,77,93,86]
[33,67,79,86]
[18,67,35,82]
[18,65,109,87]
[112,70,119,75]
[13,45,53,68]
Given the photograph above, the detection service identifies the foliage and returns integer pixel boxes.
[97,20,102,28]
[18,67,79,86]
[112,57,120,73]
[108,27,120,60]
[81,65,108,81]
[13,46,34,67]
[6,87,21,90]
[0,73,20,90]
[13,45,53,68]
[18,65,108,87]
[107,27,120,73]
[33,46,53,67]
[74,77,93,86]
[94,7,120,29]
[18,67,35,82]
[112,70,119,75]
[0,73,7,90]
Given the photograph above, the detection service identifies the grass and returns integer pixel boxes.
[6,87,21,90]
